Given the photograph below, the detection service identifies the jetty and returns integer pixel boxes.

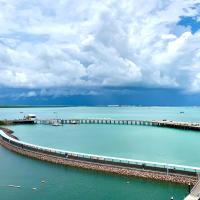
[0,119,35,125]
[2,118,200,131]
[36,118,200,131]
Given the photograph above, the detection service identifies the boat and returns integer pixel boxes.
[52,120,62,126]
[52,123,62,126]
[24,114,37,121]
[69,120,78,124]
[8,185,21,188]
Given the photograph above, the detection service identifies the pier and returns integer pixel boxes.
[0,119,35,125]
[2,118,200,131]
[36,118,200,131]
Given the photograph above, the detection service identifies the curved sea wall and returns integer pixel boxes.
[0,128,198,185]
[0,127,18,140]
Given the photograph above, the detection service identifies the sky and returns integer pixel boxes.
[0,0,200,105]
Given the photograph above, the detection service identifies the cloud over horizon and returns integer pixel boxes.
[0,0,200,98]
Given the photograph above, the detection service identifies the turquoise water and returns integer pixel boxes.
[1,106,200,122]
[0,147,187,200]
[9,124,200,167]
[1,106,198,199]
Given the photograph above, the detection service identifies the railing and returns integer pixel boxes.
[36,118,200,130]
[1,129,200,176]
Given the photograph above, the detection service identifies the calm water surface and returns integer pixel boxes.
[9,124,200,167]
[1,106,198,200]
[0,147,187,200]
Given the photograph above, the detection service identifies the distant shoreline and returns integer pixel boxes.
[0,105,200,108]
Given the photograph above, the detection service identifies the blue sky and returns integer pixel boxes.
[0,0,200,105]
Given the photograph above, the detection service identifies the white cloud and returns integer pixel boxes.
[17,91,37,98]
[0,0,200,94]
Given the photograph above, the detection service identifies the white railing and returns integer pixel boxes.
[1,130,200,174]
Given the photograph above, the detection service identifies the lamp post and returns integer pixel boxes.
[188,183,191,193]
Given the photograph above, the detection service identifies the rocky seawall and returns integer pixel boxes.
[0,133,197,186]
[0,127,18,140]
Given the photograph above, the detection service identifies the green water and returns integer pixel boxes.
[1,106,198,199]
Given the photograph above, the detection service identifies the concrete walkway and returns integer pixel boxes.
[185,180,200,200]
[184,195,199,200]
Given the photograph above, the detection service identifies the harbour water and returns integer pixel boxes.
[1,106,199,200]
[1,106,200,122]
[0,146,187,200]
[9,124,200,167]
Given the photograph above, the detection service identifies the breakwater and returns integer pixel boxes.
[0,128,198,186]
[0,127,18,140]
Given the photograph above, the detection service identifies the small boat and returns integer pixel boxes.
[8,185,21,188]
[69,120,78,124]
[52,120,62,126]
[52,123,62,126]
[24,114,37,121]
